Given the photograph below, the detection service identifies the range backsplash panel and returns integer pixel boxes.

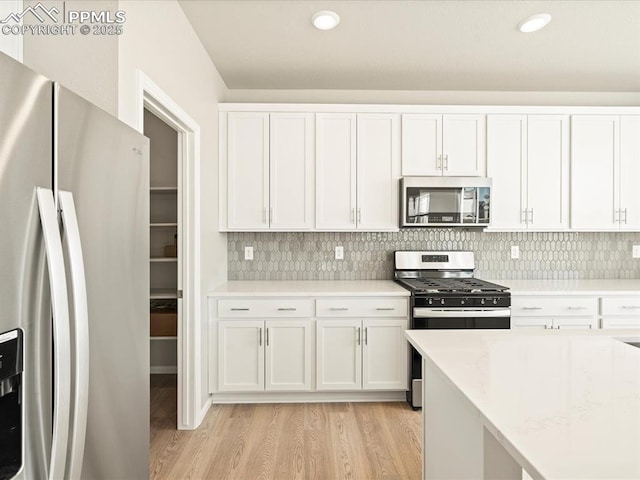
[227,230,640,280]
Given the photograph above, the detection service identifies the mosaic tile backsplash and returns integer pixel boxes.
[227,230,640,280]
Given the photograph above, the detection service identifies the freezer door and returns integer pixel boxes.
[55,85,150,479]
[0,52,54,480]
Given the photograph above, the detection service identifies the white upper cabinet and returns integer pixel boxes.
[227,112,270,230]
[401,114,485,176]
[356,114,400,230]
[316,113,357,230]
[570,115,632,230]
[619,116,640,230]
[316,113,400,231]
[226,112,314,231]
[269,113,315,230]
[487,114,568,230]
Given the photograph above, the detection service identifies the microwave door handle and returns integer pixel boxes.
[36,188,72,480]
[59,191,90,480]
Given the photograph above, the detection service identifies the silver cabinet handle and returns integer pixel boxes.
[436,154,442,170]
[376,307,395,311]
[231,308,250,311]
[443,154,449,171]
[623,208,628,224]
[350,208,355,224]
[357,208,362,224]
[266,327,269,346]
[259,328,263,346]
[622,305,640,310]
[364,327,368,345]
[263,207,268,224]
[277,307,297,311]
[356,327,361,346]
[567,306,588,310]
[522,210,528,224]
[522,306,543,310]
[269,207,273,223]
[529,209,534,224]
[329,307,349,311]
[615,209,620,224]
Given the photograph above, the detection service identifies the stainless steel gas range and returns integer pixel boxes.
[394,251,511,408]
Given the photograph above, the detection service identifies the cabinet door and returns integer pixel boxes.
[442,115,486,176]
[486,115,526,229]
[218,320,264,392]
[227,113,270,230]
[553,317,597,330]
[401,114,442,175]
[356,114,400,230]
[511,317,553,330]
[571,116,619,230]
[316,320,362,391]
[527,115,569,230]
[316,114,357,230]
[269,113,315,230]
[265,320,312,391]
[362,319,408,390]
[619,116,640,230]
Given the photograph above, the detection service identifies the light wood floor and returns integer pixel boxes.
[150,375,422,480]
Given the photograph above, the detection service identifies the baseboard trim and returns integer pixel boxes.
[210,390,406,404]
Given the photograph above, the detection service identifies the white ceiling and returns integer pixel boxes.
[178,0,640,92]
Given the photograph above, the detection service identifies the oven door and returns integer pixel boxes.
[413,308,511,329]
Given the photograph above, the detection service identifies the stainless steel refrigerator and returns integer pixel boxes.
[0,52,149,479]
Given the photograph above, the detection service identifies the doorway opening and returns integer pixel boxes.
[146,108,180,417]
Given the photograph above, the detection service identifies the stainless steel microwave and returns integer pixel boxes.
[400,176,492,227]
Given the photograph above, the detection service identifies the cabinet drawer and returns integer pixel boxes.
[218,299,312,318]
[316,298,408,318]
[600,297,640,316]
[511,296,597,317]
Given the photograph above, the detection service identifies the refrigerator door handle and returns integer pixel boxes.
[59,191,90,480]
[36,188,71,480]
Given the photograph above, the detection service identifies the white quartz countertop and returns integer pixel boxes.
[486,279,640,295]
[208,280,410,297]
[405,329,640,479]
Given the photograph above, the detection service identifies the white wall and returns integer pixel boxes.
[22,0,119,116]
[0,0,23,62]
[117,0,228,423]
[227,89,640,106]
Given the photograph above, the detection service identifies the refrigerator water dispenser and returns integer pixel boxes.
[0,329,22,480]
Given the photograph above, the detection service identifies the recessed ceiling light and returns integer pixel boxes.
[312,10,340,30]
[517,13,552,33]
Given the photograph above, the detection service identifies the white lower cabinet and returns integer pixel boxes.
[600,296,640,328]
[218,319,312,392]
[316,318,408,391]
[511,296,598,330]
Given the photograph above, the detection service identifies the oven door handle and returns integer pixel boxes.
[414,308,511,318]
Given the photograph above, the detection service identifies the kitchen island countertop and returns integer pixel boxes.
[405,328,640,479]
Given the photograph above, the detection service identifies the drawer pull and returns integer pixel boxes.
[522,307,543,310]
[230,308,250,311]
[621,306,640,310]
[329,307,349,311]
[567,306,588,310]
[376,307,396,311]
[277,308,297,311]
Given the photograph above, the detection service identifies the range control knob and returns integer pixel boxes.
[461,299,465,305]
[428,298,433,305]
[481,298,486,305]
[493,298,498,305]
[440,299,445,305]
